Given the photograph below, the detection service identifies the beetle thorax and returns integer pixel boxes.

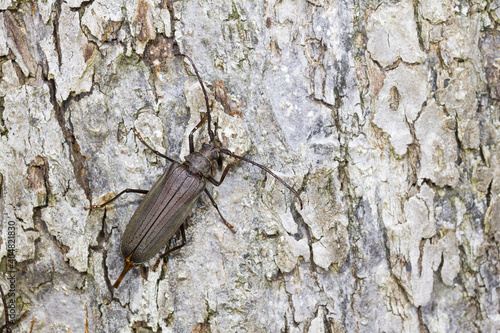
[183,143,219,178]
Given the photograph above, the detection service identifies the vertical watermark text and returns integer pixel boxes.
[5,220,17,324]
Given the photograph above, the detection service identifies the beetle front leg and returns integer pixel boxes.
[205,162,238,232]
[206,161,237,186]
[86,188,149,210]
[203,189,235,233]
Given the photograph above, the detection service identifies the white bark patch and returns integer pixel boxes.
[31,291,89,332]
[440,20,481,62]
[134,109,168,155]
[66,0,86,8]
[0,15,7,56]
[372,64,428,155]
[436,63,482,150]
[388,185,460,307]
[42,3,94,102]
[311,241,333,270]
[181,81,251,159]
[415,100,459,187]
[420,0,452,24]
[366,0,425,67]
[81,0,124,42]
[485,193,500,240]
[440,231,460,286]
[309,306,327,333]
[0,0,13,10]
[276,235,310,273]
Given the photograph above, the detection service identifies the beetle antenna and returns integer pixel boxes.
[0,283,29,331]
[175,53,214,142]
[175,53,303,209]
[0,284,9,333]
[113,256,137,288]
[219,148,303,209]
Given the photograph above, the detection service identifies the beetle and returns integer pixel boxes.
[87,54,303,288]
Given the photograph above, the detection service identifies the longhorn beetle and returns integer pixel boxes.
[87,54,303,288]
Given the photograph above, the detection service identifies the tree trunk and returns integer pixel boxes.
[0,0,499,332]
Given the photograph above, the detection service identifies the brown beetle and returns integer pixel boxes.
[88,54,303,287]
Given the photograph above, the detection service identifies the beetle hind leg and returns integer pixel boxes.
[152,224,187,272]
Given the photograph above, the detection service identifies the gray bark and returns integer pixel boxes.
[0,0,499,332]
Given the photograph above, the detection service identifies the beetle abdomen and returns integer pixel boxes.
[121,163,206,264]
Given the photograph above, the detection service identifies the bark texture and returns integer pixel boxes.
[0,0,499,332]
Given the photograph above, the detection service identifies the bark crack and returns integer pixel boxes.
[53,0,63,67]
[44,77,92,203]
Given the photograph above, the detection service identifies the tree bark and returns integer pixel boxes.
[0,0,499,332]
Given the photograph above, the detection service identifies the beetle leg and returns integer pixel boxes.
[85,189,149,210]
[152,224,187,272]
[206,161,238,186]
[203,189,235,233]
[189,113,208,154]
[205,163,238,232]
[133,128,177,163]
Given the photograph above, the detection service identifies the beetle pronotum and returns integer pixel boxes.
[88,54,303,288]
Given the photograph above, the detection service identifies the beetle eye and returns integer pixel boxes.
[202,143,210,149]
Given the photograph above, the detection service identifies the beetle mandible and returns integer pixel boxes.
[87,54,303,288]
